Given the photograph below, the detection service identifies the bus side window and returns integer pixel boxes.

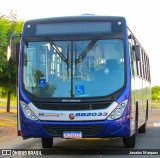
[129,42,136,77]
[131,44,142,77]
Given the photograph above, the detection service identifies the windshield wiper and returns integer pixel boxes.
[46,38,69,64]
[75,36,98,64]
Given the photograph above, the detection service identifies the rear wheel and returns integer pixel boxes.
[41,138,53,148]
[138,122,146,133]
[135,101,139,135]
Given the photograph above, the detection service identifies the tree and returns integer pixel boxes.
[151,86,160,101]
[0,62,16,112]
[0,11,24,112]
[0,13,6,19]
[8,10,17,24]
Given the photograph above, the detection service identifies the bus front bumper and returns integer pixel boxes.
[20,115,131,139]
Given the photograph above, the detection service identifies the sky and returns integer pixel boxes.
[0,0,160,86]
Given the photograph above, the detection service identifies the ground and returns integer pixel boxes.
[0,109,17,142]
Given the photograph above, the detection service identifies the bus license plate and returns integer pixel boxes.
[63,131,82,139]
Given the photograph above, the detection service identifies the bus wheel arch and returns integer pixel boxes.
[123,101,139,148]
[123,133,136,148]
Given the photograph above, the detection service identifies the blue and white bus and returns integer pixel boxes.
[13,15,151,148]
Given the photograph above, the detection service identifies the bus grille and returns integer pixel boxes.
[43,124,103,137]
[33,102,112,110]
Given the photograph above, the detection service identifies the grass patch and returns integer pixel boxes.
[152,102,160,109]
[0,98,17,106]
[0,109,17,127]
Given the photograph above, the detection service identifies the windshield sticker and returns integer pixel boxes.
[38,79,46,89]
[75,85,84,95]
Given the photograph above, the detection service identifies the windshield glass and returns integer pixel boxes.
[23,39,124,98]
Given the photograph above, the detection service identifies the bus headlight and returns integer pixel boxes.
[107,99,128,120]
[20,101,38,121]
[26,109,32,116]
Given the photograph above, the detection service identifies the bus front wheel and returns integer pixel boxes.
[41,138,53,148]
[123,102,138,148]
[123,133,136,148]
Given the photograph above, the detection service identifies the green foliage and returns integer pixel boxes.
[0,18,10,47]
[0,61,16,95]
[151,86,160,101]
[32,69,56,97]
[32,68,44,88]
[0,18,10,69]
[0,11,24,111]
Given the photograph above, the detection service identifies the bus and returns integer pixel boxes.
[9,15,151,148]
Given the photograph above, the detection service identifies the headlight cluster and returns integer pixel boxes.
[20,101,38,121]
[107,99,128,120]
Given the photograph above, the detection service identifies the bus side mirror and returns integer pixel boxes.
[131,50,136,61]
[132,45,141,61]
[7,33,21,62]
[16,43,20,63]
[7,46,12,61]
[7,43,20,62]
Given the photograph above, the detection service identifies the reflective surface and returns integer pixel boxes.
[23,39,124,98]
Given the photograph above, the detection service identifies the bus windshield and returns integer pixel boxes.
[23,38,124,98]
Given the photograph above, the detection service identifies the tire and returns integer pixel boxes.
[123,133,136,148]
[123,101,138,148]
[41,138,53,148]
[138,122,146,133]
[146,100,149,121]
[135,101,139,135]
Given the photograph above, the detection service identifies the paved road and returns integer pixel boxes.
[0,109,160,158]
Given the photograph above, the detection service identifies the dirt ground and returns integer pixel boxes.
[0,126,17,142]
[0,109,17,142]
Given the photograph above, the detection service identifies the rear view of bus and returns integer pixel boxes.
[17,15,151,148]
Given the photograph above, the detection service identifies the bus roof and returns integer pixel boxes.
[23,15,126,38]
[25,15,126,24]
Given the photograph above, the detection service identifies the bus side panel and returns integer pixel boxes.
[17,41,23,136]
[142,79,151,121]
